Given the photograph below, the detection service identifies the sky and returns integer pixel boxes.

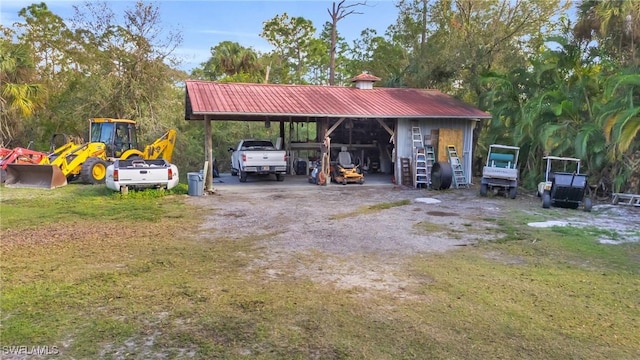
[0,0,400,72]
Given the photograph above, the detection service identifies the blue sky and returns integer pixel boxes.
[0,0,399,72]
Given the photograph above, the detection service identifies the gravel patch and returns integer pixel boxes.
[187,176,639,292]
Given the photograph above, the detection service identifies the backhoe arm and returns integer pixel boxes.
[142,129,177,162]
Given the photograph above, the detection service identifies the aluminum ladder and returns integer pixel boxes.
[411,126,423,149]
[425,145,435,188]
[612,193,640,207]
[447,145,468,188]
[411,126,428,188]
[413,147,428,188]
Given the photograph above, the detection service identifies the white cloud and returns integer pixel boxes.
[174,46,211,63]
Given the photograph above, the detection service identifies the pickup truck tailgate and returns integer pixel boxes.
[117,165,170,182]
[243,152,286,168]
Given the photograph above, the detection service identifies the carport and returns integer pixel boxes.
[184,73,491,191]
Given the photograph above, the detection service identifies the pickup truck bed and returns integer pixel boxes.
[106,159,179,192]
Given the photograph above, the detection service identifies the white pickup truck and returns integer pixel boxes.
[228,139,287,182]
[106,159,179,192]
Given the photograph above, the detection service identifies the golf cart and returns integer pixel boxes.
[537,156,592,212]
[480,144,520,199]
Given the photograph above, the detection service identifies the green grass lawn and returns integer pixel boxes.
[1,185,639,359]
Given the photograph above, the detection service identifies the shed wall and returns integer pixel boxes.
[395,118,476,187]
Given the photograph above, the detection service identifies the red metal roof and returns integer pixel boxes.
[185,80,491,121]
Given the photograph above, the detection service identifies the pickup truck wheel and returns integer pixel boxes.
[508,186,517,199]
[239,171,247,183]
[231,169,237,176]
[276,174,284,181]
[81,157,109,184]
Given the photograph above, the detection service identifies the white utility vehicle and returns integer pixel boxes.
[480,144,520,199]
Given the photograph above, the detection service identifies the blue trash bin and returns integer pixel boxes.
[187,172,204,196]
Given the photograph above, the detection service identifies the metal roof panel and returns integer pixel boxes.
[185,80,491,120]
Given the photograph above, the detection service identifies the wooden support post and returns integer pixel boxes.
[279,119,285,144]
[319,118,330,185]
[393,121,398,184]
[204,115,213,192]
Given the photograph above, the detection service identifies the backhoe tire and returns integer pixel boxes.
[81,157,109,184]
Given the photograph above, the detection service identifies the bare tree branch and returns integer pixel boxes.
[327,1,369,85]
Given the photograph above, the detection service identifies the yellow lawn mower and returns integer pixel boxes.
[332,147,364,185]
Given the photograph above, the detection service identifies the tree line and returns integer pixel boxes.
[1,0,638,194]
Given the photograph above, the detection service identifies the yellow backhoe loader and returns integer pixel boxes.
[5,118,177,188]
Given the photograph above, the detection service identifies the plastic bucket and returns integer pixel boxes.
[187,172,204,196]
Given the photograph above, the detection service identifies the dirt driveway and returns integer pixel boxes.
[187,173,639,293]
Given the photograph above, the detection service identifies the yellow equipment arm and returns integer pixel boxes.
[141,129,177,162]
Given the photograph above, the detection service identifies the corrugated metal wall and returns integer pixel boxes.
[395,118,477,186]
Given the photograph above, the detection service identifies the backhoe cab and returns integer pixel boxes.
[5,118,176,189]
[91,118,139,159]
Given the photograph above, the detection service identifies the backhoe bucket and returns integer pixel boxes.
[4,164,67,189]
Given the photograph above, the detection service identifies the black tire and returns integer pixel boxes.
[80,157,109,184]
[359,178,365,185]
[479,183,488,196]
[584,197,593,212]
[542,192,551,209]
[239,171,247,183]
[276,173,284,181]
[342,178,347,185]
[509,186,517,199]
[231,169,238,176]
[0,169,6,183]
[431,162,453,190]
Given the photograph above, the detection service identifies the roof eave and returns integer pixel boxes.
[188,111,491,120]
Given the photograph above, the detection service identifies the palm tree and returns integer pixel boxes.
[213,41,259,78]
[599,71,640,155]
[0,36,44,147]
[480,34,611,188]
[575,0,640,65]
